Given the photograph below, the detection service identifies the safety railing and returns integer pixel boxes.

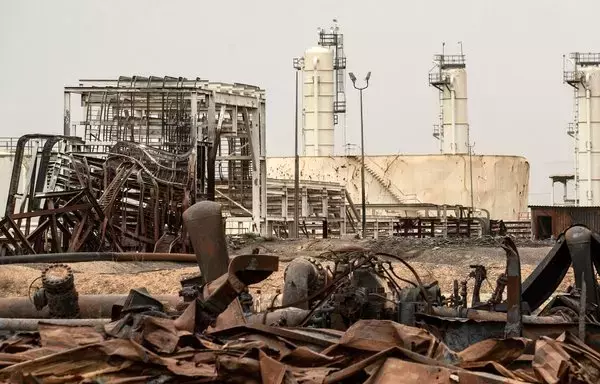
[0,137,33,156]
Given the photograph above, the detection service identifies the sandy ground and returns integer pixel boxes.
[0,238,574,306]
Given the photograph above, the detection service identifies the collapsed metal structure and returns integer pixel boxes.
[0,77,266,254]
[64,76,267,235]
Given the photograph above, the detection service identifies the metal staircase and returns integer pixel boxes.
[99,164,135,213]
[348,156,420,204]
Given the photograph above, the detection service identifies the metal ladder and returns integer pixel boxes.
[573,87,579,135]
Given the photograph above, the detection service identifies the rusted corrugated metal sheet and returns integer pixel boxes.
[529,206,600,239]
[1,319,599,383]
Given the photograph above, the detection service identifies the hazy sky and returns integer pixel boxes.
[0,0,595,205]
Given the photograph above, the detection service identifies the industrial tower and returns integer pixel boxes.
[429,45,470,155]
[300,20,347,156]
[564,52,600,206]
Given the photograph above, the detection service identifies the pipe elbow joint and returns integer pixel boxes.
[565,224,592,245]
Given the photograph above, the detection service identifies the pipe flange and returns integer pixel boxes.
[42,264,74,292]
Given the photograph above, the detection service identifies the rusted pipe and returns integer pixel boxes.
[580,272,587,342]
[183,201,230,283]
[0,295,180,319]
[0,318,110,332]
[246,308,311,327]
[0,252,199,265]
[430,307,568,324]
[565,225,599,309]
[502,237,522,338]
[183,202,246,330]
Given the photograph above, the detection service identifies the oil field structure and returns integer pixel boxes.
[0,76,348,255]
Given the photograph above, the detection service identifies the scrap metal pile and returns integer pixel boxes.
[0,200,599,382]
[0,134,200,255]
[0,317,599,383]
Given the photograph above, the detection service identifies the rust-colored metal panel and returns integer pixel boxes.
[529,206,600,239]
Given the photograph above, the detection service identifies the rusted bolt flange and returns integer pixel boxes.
[42,264,74,293]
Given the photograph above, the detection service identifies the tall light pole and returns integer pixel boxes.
[293,58,304,238]
[349,71,371,237]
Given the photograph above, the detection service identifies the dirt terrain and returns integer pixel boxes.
[0,237,572,306]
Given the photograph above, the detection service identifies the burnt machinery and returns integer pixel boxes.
[270,225,600,350]
[277,247,442,329]
[517,224,600,320]
[27,200,278,334]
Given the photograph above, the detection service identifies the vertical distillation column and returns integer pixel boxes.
[317,20,347,155]
[576,66,600,205]
[444,68,469,154]
[566,53,600,206]
[429,52,469,154]
[302,47,335,156]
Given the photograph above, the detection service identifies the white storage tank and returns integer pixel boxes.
[302,46,335,156]
[441,68,469,154]
[575,67,600,205]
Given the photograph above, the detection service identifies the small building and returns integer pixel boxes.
[529,205,600,239]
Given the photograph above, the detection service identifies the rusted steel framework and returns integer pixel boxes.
[64,76,267,233]
[0,76,268,254]
[0,135,100,255]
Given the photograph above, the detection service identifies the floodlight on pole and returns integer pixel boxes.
[348,71,371,237]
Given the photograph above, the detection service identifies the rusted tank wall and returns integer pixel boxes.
[267,154,529,220]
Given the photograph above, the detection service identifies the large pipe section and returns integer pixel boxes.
[246,308,311,327]
[430,307,567,325]
[183,201,246,328]
[0,252,199,265]
[565,225,599,309]
[0,295,180,319]
[502,237,522,338]
[0,318,110,332]
[183,201,230,283]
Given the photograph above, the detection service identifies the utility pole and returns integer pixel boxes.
[349,71,371,237]
[293,58,303,238]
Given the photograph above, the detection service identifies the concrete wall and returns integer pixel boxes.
[267,154,529,220]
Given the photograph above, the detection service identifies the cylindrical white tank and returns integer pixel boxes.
[302,46,335,156]
[576,67,600,205]
[441,68,469,154]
